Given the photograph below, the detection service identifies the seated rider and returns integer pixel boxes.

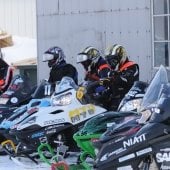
[77,46,111,81]
[101,44,139,107]
[43,46,78,86]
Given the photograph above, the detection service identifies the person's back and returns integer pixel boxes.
[43,46,78,84]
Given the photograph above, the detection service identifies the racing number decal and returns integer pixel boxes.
[69,104,95,123]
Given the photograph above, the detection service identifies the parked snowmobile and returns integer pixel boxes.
[0,79,53,145]
[72,81,147,166]
[0,74,36,128]
[6,77,107,159]
[94,65,170,170]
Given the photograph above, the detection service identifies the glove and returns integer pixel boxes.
[99,78,111,87]
[95,86,106,93]
[108,70,119,77]
[85,72,99,81]
[76,86,86,100]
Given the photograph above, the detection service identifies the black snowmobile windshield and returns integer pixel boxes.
[55,76,78,93]
[31,79,54,99]
[140,65,168,111]
[0,75,33,105]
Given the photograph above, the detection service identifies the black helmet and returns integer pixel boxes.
[43,46,65,67]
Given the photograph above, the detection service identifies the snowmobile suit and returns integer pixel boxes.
[48,60,78,84]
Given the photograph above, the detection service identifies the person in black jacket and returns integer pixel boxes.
[99,44,139,105]
[43,46,78,84]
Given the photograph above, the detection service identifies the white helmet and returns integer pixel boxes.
[105,44,128,70]
[77,46,100,63]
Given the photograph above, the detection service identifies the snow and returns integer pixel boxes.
[0,153,82,170]
[1,36,37,65]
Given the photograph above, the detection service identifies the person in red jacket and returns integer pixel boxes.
[103,44,139,98]
[77,46,111,81]
[0,51,13,93]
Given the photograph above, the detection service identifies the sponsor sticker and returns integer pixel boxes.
[119,153,135,162]
[136,147,152,156]
[117,165,133,170]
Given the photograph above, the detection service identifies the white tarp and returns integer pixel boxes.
[1,36,37,66]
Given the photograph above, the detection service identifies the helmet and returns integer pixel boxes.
[105,44,128,70]
[77,46,100,70]
[43,46,65,67]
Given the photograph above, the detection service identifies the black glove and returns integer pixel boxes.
[108,70,119,77]
[99,78,111,87]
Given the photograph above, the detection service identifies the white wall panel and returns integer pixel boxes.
[37,0,152,83]
[0,0,36,38]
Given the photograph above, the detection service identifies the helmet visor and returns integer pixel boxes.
[106,55,119,69]
[77,54,88,63]
[42,53,54,62]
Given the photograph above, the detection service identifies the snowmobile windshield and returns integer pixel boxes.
[78,112,117,135]
[140,65,168,111]
[31,79,54,99]
[0,75,33,105]
[55,76,78,93]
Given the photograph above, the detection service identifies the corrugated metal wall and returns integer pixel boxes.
[0,0,36,38]
[37,0,152,83]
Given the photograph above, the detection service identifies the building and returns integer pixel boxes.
[0,0,170,83]
[0,0,37,85]
[36,0,170,83]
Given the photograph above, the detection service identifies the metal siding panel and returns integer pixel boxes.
[37,0,152,83]
[0,0,36,38]
[37,0,59,16]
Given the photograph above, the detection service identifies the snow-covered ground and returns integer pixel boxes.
[0,152,80,170]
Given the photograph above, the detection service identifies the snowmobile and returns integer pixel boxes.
[94,65,170,170]
[6,77,107,161]
[0,79,53,130]
[72,81,147,167]
[0,74,36,127]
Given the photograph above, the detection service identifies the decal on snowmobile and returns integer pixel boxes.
[69,104,95,123]
[119,153,135,162]
[136,147,152,156]
[46,129,56,135]
[44,118,65,126]
[123,133,146,148]
[45,124,64,130]
[156,152,170,163]
[117,165,133,170]
[10,97,18,103]
[161,164,170,170]
[100,147,126,161]
[31,131,44,139]
[39,136,47,143]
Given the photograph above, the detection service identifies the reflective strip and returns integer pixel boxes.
[120,61,136,71]
[98,64,110,71]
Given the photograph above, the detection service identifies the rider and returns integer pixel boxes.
[43,46,78,85]
[77,46,111,81]
[103,44,139,99]
[0,52,13,93]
